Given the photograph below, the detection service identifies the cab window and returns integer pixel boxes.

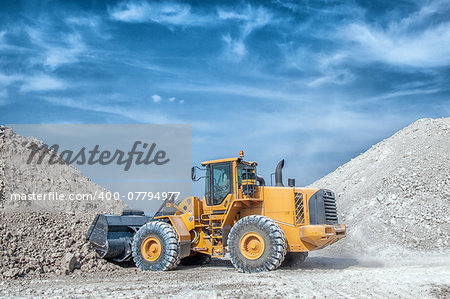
[212,163,231,205]
[237,164,245,185]
[237,163,255,184]
[205,166,211,203]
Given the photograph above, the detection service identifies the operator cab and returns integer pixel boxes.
[191,152,260,207]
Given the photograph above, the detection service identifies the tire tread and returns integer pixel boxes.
[228,215,287,273]
[132,221,180,271]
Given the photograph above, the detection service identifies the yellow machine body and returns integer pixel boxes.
[156,156,346,258]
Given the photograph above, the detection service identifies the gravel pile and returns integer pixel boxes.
[310,118,450,257]
[0,211,126,279]
[0,126,125,215]
[0,126,127,279]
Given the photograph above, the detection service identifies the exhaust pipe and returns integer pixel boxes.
[275,159,284,187]
[288,178,295,187]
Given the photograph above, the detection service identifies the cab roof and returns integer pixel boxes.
[201,157,257,166]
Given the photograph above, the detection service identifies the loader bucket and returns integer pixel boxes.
[86,211,149,262]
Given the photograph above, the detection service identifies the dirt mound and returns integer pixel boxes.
[0,211,128,279]
[310,118,450,257]
[0,126,125,214]
[0,126,127,279]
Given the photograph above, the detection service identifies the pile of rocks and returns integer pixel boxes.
[310,118,450,257]
[0,211,122,279]
[0,126,125,215]
[0,126,126,279]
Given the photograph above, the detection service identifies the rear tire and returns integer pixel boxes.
[281,252,308,268]
[228,215,286,273]
[180,252,211,266]
[132,221,180,271]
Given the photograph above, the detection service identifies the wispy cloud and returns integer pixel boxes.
[109,1,276,60]
[65,15,100,28]
[1,12,104,72]
[277,0,450,92]
[336,1,450,68]
[307,53,354,87]
[222,34,247,58]
[160,81,312,103]
[274,0,365,17]
[0,73,18,86]
[168,97,175,102]
[109,1,209,26]
[152,94,162,102]
[0,9,108,99]
[65,14,110,40]
[366,87,444,102]
[43,96,174,123]
[25,27,86,70]
[218,6,273,37]
[219,5,274,60]
[339,22,450,68]
[0,72,66,93]
[20,75,66,92]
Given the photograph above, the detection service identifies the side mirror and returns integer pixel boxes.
[191,166,197,181]
[191,166,206,181]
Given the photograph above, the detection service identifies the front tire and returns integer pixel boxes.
[228,215,286,273]
[132,221,180,271]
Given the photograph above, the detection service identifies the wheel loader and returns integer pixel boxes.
[86,153,346,273]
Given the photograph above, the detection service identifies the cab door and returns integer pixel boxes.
[204,162,233,212]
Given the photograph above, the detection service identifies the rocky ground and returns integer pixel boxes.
[1,254,449,298]
[1,119,449,298]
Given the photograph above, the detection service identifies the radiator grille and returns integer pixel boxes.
[294,192,305,225]
[323,190,338,223]
[309,189,339,225]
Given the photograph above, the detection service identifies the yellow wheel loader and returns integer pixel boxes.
[86,153,346,273]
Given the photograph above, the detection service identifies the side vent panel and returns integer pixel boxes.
[294,192,305,225]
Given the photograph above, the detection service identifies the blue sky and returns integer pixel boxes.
[1,0,449,191]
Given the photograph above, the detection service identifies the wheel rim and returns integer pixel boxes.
[141,236,161,262]
[239,232,265,260]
